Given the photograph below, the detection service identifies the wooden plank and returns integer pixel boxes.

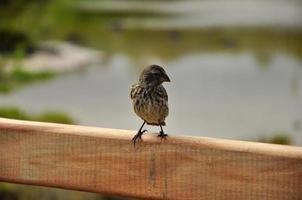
[0,118,302,200]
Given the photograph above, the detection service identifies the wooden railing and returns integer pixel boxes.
[0,118,302,200]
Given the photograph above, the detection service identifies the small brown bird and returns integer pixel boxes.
[130,64,170,144]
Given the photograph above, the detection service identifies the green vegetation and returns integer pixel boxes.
[0,29,34,54]
[83,28,302,66]
[36,112,74,124]
[1,0,301,66]
[258,132,292,145]
[0,106,75,124]
[0,182,128,200]
[0,66,55,93]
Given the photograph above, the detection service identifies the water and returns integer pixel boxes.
[1,0,302,145]
[0,51,301,145]
[78,0,302,29]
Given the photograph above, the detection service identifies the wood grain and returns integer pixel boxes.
[0,118,302,200]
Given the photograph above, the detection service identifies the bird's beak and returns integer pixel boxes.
[163,73,171,82]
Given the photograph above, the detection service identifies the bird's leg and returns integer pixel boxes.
[132,121,147,145]
[158,125,168,138]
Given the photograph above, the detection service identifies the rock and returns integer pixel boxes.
[18,41,103,73]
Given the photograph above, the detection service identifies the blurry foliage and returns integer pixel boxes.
[36,111,74,124]
[258,133,292,145]
[0,183,17,200]
[0,183,130,200]
[84,28,302,66]
[0,0,47,9]
[0,29,55,93]
[10,67,54,82]
[0,106,28,120]
[0,106,75,124]
[0,30,35,54]
[0,66,55,93]
[0,0,301,65]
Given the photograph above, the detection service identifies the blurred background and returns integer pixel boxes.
[0,0,301,199]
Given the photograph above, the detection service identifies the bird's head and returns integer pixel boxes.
[139,64,170,86]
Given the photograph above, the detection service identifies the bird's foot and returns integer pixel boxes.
[132,130,148,146]
[158,131,168,138]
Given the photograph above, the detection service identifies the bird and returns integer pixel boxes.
[130,64,170,145]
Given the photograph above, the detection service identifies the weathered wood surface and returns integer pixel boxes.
[0,118,302,200]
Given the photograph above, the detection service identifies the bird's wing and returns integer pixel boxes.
[130,83,140,99]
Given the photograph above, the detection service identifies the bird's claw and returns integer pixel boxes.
[158,131,168,138]
[132,129,148,146]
